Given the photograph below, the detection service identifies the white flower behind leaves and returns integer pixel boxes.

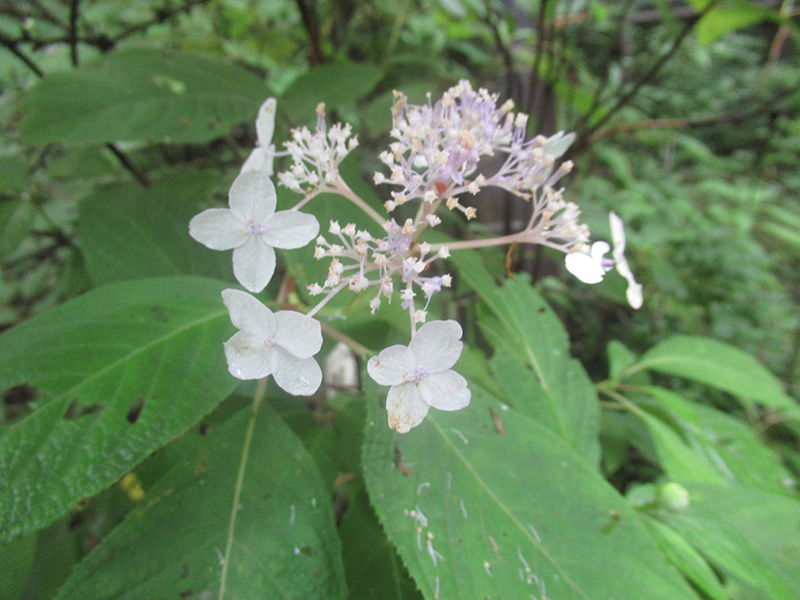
[189,170,319,293]
[564,211,642,309]
[241,97,277,175]
[368,320,470,433]
[221,289,323,396]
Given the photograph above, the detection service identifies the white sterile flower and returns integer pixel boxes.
[565,241,611,284]
[189,170,319,293]
[367,320,470,433]
[221,289,323,396]
[241,98,277,175]
[609,212,643,309]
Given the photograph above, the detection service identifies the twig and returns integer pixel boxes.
[295,0,324,66]
[68,0,80,66]
[571,0,719,155]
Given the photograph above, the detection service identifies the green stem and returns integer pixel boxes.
[218,377,268,600]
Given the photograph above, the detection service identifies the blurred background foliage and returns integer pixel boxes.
[1,0,799,597]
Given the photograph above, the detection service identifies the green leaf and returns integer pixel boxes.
[0,276,237,541]
[643,517,728,600]
[19,48,267,145]
[643,386,795,494]
[450,251,600,462]
[275,394,422,600]
[628,335,798,414]
[655,484,800,600]
[0,198,37,261]
[78,172,234,284]
[56,401,347,599]
[363,382,699,600]
[281,63,383,125]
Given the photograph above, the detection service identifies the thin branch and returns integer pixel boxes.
[0,33,44,77]
[105,144,151,187]
[68,0,80,66]
[570,0,719,156]
[295,0,324,66]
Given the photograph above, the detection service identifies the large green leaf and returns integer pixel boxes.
[19,48,267,145]
[450,251,600,463]
[281,63,383,125]
[627,335,798,414]
[0,276,237,541]
[56,401,347,600]
[363,382,699,600]
[78,172,234,284]
[274,394,422,600]
[655,484,800,600]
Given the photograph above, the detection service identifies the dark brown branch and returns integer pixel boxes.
[294,0,324,66]
[68,0,80,66]
[0,33,44,77]
[483,1,515,101]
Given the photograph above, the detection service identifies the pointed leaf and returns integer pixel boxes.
[363,382,699,600]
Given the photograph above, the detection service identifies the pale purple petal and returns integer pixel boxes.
[541,131,575,158]
[269,346,322,396]
[565,251,605,284]
[232,236,276,293]
[263,210,319,249]
[221,289,276,340]
[418,370,471,411]
[223,330,272,380]
[386,382,430,434]
[408,320,463,373]
[228,170,277,223]
[274,311,322,358]
[189,208,245,250]
[255,98,277,148]
[367,345,415,386]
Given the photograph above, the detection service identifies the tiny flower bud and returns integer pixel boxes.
[465,207,477,220]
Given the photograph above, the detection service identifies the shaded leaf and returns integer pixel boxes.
[19,48,267,145]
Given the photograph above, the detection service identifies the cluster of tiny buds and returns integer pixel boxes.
[306,218,453,322]
[278,103,359,194]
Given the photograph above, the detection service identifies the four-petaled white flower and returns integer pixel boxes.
[564,211,643,308]
[241,97,277,175]
[367,320,471,433]
[221,289,323,396]
[189,170,319,293]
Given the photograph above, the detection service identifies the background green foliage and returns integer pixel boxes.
[1,1,799,599]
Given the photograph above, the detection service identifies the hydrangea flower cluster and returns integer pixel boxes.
[189,80,642,432]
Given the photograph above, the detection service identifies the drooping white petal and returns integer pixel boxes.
[269,346,322,396]
[228,170,277,223]
[591,240,611,262]
[232,236,276,293]
[408,320,463,373]
[221,289,276,340]
[367,345,416,386]
[273,311,322,359]
[255,98,277,149]
[223,330,272,380]
[188,208,245,250]
[609,211,627,259]
[565,251,606,284]
[241,146,274,176]
[386,382,430,433]
[263,210,320,249]
[418,370,471,411]
[615,258,643,309]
